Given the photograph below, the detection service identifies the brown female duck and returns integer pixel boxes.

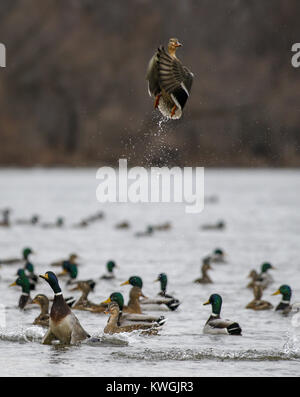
[146,38,193,119]
[194,257,213,284]
[245,284,273,310]
[32,294,50,326]
[103,302,161,335]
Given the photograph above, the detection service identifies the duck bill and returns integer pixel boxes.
[101,297,111,304]
[9,281,17,287]
[272,290,280,296]
[32,298,38,304]
[39,274,49,281]
[120,280,130,286]
[58,269,68,276]
[203,300,210,305]
[175,42,182,47]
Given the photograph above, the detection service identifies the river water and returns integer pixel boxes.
[0,168,299,376]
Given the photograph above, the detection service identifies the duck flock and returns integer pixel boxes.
[0,205,296,346]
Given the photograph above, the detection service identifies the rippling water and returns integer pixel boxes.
[0,168,299,377]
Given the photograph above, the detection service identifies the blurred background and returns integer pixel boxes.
[0,0,299,167]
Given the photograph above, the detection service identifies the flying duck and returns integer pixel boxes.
[146,38,193,119]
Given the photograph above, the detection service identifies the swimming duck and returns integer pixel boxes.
[17,269,36,291]
[120,277,147,314]
[39,271,90,345]
[203,294,242,335]
[0,208,10,227]
[41,217,64,229]
[32,294,50,327]
[70,281,105,312]
[245,284,273,310]
[146,38,193,119]
[103,302,162,335]
[140,274,181,311]
[115,221,130,229]
[194,257,213,284]
[152,222,172,231]
[9,276,33,309]
[51,253,78,268]
[100,260,117,280]
[246,270,260,289]
[272,285,292,314]
[257,263,275,289]
[16,215,39,226]
[58,261,78,285]
[102,292,166,326]
[0,246,33,266]
[201,221,225,231]
[134,225,154,237]
[210,248,227,264]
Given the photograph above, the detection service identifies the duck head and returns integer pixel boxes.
[203,293,222,316]
[39,271,62,294]
[106,260,116,273]
[32,294,49,312]
[60,262,78,279]
[155,273,167,293]
[261,262,275,273]
[168,38,182,57]
[22,247,33,260]
[121,276,143,288]
[272,285,292,301]
[102,292,124,311]
[10,276,31,294]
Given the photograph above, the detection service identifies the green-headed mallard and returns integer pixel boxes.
[103,302,162,335]
[9,276,33,309]
[194,257,213,284]
[32,294,50,327]
[245,284,273,310]
[146,38,193,119]
[210,248,227,264]
[139,273,181,311]
[134,225,154,237]
[120,277,146,314]
[100,260,117,280]
[70,281,105,312]
[257,262,275,289]
[16,215,39,226]
[203,294,242,335]
[0,247,33,266]
[102,292,166,326]
[272,285,292,314]
[39,271,90,345]
[41,217,64,229]
[17,268,36,291]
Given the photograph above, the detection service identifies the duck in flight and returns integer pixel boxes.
[146,38,193,119]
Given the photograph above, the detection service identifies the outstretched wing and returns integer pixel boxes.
[146,50,160,97]
[157,46,193,110]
